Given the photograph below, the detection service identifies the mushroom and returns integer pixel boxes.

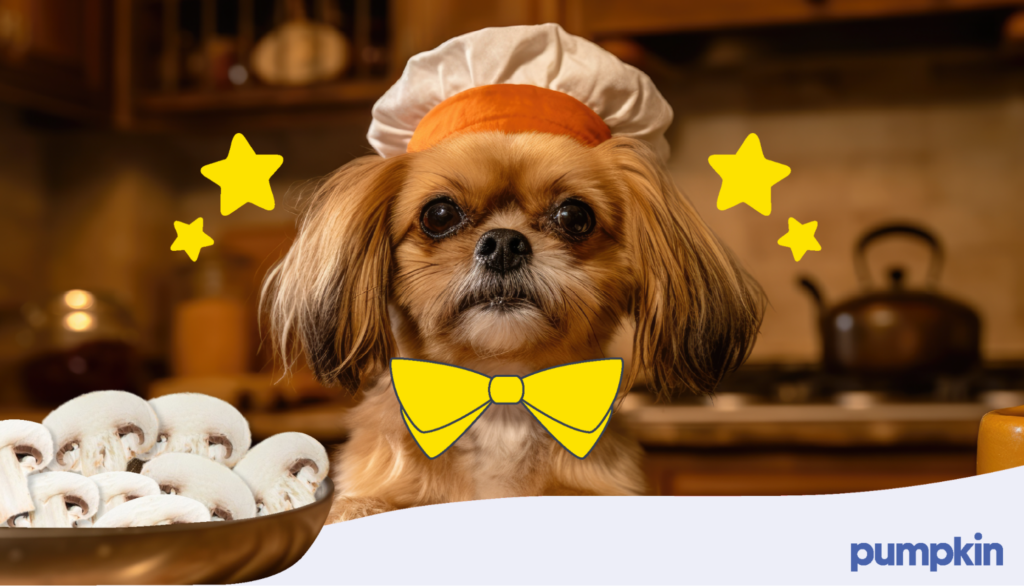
[141,452,256,521]
[139,393,252,468]
[92,494,211,527]
[9,471,99,528]
[75,471,161,527]
[43,390,159,476]
[233,432,328,515]
[0,419,53,527]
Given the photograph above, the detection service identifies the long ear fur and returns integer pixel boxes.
[261,155,407,390]
[607,138,766,399]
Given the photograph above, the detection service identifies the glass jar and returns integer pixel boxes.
[171,252,253,377]
[19,289,144,406]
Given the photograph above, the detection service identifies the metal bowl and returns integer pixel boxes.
[0,478,333,585]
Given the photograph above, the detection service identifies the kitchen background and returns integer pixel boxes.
[1,0,1023,497]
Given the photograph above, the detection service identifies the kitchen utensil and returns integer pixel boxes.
[977,406,1024,474]
[172,253,252,377]
[19,290,144,406]
[250,0,350,86]
[185,36,238,89]
[0,478,333,585]
[799,224,980,378]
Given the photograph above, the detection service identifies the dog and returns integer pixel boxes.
[262,131,765,523]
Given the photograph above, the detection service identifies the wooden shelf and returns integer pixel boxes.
[135,78,395,114]
[569,0,1024,37]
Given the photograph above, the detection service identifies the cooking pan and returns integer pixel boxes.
[800,224,980,377]
[0,478,334,584]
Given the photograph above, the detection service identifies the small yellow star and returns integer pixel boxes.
[777,217,822,262]
[170,217,215,262]
[708,133,791,216]
[201,133,283,216]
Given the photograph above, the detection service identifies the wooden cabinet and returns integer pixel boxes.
[390,0,560,67]
[0,0,109,120]
[2,0,1023,127]
[113,0,562,131]
[563,0,1024,36]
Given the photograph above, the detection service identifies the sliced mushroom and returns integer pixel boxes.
[233,432,328,515]
[139,393,252,468]
[43,390,159,476]
[141,452,256,521]
[92,494,211,527]
[0,419,53,527]
[75,471,161,527]
[9,471,99,528]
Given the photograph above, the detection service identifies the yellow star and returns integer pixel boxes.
[170,217,215,262]
[777,217,822,262]
[201,133,283,216]
[708,133,791,216]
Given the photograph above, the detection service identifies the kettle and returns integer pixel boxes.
[799,224,980,377]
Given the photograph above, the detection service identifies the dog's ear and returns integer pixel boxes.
[604,138,765,399]
[262,154,408,391]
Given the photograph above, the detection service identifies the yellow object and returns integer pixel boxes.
[977,405,1024,475]
[489,376,525,404]
[777,217,822,262]
[63,289,94,310]
[63,311,95,332]
[170,217,215,262]
[392,359,622,459]
[708,133,791,216]
[200,133,283,216]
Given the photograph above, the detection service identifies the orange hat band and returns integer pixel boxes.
[407,84,612,153]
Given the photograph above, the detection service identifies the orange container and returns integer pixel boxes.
[170,253,253,377]
[171,297,250,376]
[976,405,1024,474]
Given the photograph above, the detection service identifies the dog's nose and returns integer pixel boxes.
[475,229,532,274]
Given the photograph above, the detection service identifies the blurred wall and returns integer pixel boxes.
[1,92,1023,368]
[0,109,46,306]
[0,105,374,362]
[671,96,1024,363]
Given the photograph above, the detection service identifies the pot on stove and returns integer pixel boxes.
[799,224,980,377]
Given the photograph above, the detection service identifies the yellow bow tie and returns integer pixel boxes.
[391,358,622,460]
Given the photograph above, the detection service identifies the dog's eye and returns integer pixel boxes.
[553,200,595,237]
[421,199,464,238]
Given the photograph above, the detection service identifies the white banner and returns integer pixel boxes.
[251,465,1021,585]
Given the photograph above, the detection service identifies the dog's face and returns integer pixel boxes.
[264,132,764,398]
[388,133,633,366]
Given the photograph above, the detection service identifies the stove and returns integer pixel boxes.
[619,362,1024,448]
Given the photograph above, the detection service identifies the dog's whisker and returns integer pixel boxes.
[395,268,440,286]
[563,290,601,351]
[396,265,439,277]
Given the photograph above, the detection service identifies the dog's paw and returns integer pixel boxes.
[325,496,397,524]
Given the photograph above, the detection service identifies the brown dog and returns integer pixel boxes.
[262,131,764,522]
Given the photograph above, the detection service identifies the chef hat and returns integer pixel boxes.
[368,23,674,162]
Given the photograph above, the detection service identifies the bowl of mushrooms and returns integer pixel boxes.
[0,391,334,585]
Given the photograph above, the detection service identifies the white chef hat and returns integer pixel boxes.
[367,23,673,161]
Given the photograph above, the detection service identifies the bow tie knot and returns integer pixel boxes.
[489,375,525,404]
[392,358,622,460]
